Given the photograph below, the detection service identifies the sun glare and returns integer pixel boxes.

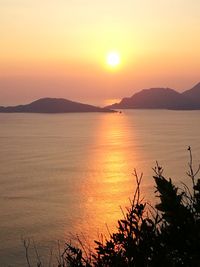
[107,52,120,67]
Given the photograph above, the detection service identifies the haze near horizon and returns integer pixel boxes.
[1,0,200,105]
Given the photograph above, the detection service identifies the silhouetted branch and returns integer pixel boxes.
[23,238,31,267]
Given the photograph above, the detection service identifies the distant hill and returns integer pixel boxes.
[0,98,115,113]
[182,82,200,107]
[107,83,200,110]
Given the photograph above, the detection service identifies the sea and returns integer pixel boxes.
[0,110,200,266]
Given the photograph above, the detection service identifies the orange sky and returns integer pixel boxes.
[1,0,200,106]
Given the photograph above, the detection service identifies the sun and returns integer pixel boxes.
[106,52,120,67]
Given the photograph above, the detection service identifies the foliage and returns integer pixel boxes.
[25,148,200,266]
[61,148,200,267]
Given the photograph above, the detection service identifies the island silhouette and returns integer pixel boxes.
[0,98,115,113]
[1,82,200,113]
[106,82,200,110]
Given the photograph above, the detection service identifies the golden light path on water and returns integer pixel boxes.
[1,110,200,266]
[64,113,153,245]
[62,110,199,246]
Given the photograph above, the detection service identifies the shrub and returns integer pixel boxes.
[62,148,200,267]
[23,148,200,266]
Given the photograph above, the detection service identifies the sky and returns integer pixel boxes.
[1,0,200,106]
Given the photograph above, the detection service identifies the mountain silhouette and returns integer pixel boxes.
[0,98,115,113]
[107,82,200,110]
[182,82,200,107]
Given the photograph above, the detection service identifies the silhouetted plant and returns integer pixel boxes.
[24,148,200,266]
[61,148,200,267]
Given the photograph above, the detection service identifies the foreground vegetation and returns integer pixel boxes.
[26,148,200,266]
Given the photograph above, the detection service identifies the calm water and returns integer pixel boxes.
[0,110,200,266]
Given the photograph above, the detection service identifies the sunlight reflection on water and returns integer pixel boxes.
[0,110,200,265]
